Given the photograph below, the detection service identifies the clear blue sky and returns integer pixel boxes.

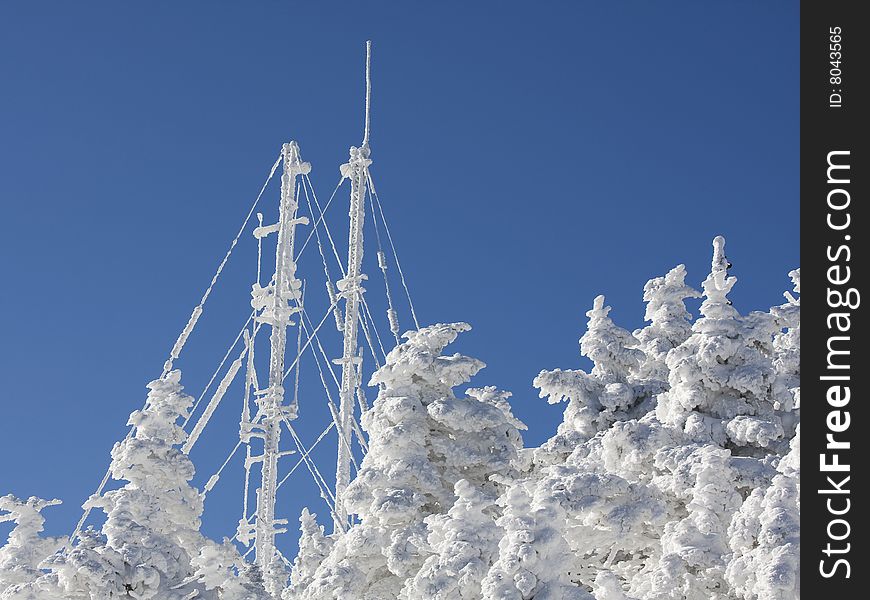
[1,1,798,556]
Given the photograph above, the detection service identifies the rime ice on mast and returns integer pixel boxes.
[238,141,310,589]
[331,40,374,533]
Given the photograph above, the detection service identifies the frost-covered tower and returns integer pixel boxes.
[238,141,310,592]
[332,40,376,532]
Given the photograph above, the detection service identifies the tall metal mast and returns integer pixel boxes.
[244,141,310,584]
[333,41,373,532]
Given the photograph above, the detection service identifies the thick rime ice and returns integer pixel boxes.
[2,237,800,600]
[633,265,700,382]
[192,539,271,600]
[85,370,209,599]
[533,295,657,465]
[13,370,217,600]
[726,427,800,600]
[481,484,592,600]
[283,510,332,599]
[301,323,525,600]
[405,479,501,600]
[770,269,800,415]
[656,237,783,454]
[0,497,63,597]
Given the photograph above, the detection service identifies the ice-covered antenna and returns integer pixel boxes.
[240,141,310,594]
[363,40,372,146]
[333,41,374,533]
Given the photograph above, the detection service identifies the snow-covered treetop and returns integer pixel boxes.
[581,296,644,382]
[0,496,64,595]
[787,268,800,298]
[0,496,61,547]
[370,323,484,392]
[641,264,699,325]
[636,265,700,350]
[699,235,737,321]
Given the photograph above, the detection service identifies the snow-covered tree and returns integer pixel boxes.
[482,483,590,600]
[656,237,780,451]
[532,446,668,594]
[284,509,332,599]
[34,527,125,600]
[632,444,742,600]
[633,264,700,382]
[190,539,270,600]
[770,269,800,417]
[535,296,652,464]
[81,369,209,599]
[726,426,799,600]
[0,495,63,596]
[406,479,501,600]
[720,269,800,600]
[303,323,524,599]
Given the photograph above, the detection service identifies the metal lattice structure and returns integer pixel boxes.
[66,43,422,594]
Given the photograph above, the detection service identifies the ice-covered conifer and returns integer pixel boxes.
[531,449,667,592]
[190,539,270,600]
[656,237,780,450]
[304,323,524,599]
[632,444,742,600]
[284,509,332,599]
[406,479,501,600]
[83,369,208,599]
[726,426,800,600]
[770,269,800,415]
[581,296,644,383]
[633,265,700,382]
[481,484,590,600]
[592,571,639,600]
[535,297,651,463]
[0,496,63,596]
[36,527,126,600]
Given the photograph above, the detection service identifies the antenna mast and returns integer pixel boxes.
[240,141,310,589]
[333,41,373,532]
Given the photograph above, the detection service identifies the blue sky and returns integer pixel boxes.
[1,1,798,555]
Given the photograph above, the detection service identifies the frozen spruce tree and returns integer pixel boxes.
[726,426,800,600]
[481,483,590,600]
[534,295,650,464]
[656,236,780,451]
[34,527,126,599]
[283,509,332,599]
[0,495,63,596]
[633,264,700,382]
[190,539,270,600]
[405,479,501,600]
[530,444,668,595]
[81,369,210,599]
[302,323,524,600]
[770,269,800,418]
[628,444,742,600]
